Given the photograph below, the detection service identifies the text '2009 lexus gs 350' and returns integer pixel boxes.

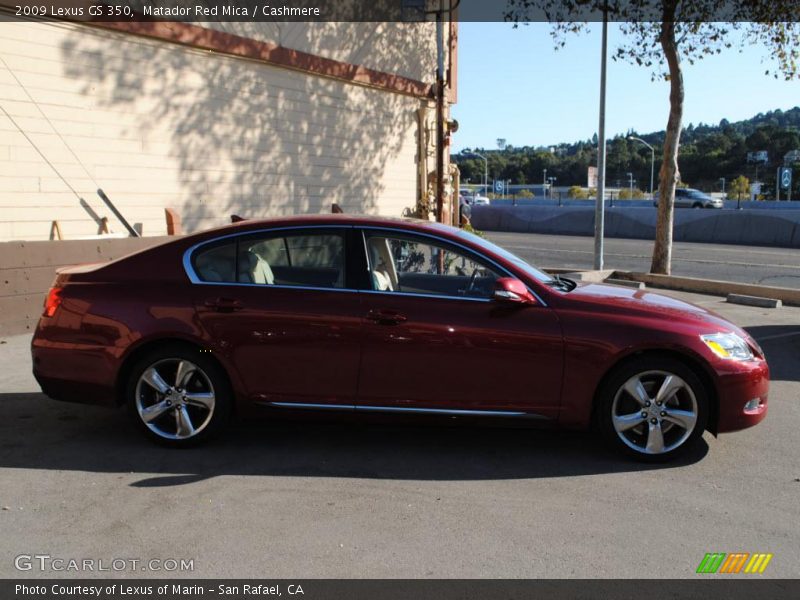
[32,216,768,461]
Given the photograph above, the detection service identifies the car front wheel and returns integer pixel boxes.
[126,346,232,447]
[598,357,708,461]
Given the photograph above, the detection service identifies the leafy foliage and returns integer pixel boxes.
[727,175,750,200]
[453,107,800,197]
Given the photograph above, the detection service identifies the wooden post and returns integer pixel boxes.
[165,208,183,235]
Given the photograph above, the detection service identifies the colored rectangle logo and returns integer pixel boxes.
[697,553,773,574]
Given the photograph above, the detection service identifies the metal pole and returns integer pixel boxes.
[776,168,780,202]
[628,136,655,198]
[97,189,139,237]
[543,169,547,199]
[594,7,608,270]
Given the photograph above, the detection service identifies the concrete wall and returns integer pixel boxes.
[0,236,171,336]
[488,198,800,210]
[0,18,435,241]
[471,205,800,248]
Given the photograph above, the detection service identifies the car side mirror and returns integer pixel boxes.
[493,278,537,305]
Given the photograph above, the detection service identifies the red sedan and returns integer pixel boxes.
[31,215,768,460]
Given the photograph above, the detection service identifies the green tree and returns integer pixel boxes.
[728,175,750,200]
[505,0,799,274]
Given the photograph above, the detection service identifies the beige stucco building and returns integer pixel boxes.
[0,14,457,241]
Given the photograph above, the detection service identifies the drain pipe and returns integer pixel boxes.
[435,0,446,223]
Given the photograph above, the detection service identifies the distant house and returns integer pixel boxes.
[0,18,457,240]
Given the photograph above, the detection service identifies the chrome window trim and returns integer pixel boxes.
[361,289,491,303]
[181,222,547,306]
[181,280,361,294]
[360,226,548,307]
[260,401,549,419]
[182,224,354,289]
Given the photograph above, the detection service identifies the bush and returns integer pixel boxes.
[516,189,534,199]
[618,188,646,200]
[567,185,588,199]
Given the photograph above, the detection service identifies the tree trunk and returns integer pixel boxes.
[651,9,684,275]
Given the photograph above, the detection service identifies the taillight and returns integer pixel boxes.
[43,287,63,317]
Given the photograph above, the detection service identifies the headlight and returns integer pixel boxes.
[700,333,753,361]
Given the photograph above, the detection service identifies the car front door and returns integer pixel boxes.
[190,227,362,408]
[356,229,563,419]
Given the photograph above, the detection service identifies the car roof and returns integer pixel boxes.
[188,214,462,241]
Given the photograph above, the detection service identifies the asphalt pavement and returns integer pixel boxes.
[1,289,799,579]
[486,232,800,289]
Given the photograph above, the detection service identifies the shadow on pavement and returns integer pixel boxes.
[0,392,708,486]
[745,325,800,383]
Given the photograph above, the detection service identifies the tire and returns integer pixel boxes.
[692,202,703,209]
[125,344,232,447]
[597,356,708,462]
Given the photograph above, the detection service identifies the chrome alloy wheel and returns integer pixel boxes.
[611,370,699,455]
[134,359,216,440]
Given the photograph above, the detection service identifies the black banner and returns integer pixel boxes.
[2,0,799,23]
[4,580,800,600]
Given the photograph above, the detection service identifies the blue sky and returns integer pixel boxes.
[451,22,800,152]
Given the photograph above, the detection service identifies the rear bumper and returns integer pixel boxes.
[715,359,769,433]
[31,337,117,407]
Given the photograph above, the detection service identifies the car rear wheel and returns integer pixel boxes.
[126,346,232,447]
[598,357,708,462]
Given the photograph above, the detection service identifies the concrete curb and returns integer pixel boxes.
[612,272,800,307]
[726,294,782,309]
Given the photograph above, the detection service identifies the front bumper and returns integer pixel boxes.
[714,358,769,433]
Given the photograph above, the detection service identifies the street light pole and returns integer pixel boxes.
[627,172,634,196]
[543,169,547,198]
[628,136,655,198]
[719,177,726,195]
[594,5,609,270]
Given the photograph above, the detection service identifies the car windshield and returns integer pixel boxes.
[688,190,711,199]
[452,229,554,284]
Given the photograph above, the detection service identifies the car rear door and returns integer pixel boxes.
[355,228,563,419]
[189,226,363,408]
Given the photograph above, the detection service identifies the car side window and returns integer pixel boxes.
[192,231,346,289]
[239,232,345,289]
[364,233,500,299]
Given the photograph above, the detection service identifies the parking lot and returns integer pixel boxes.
[1,289,798,579]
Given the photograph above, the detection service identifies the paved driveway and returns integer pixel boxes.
[1,290,798,579]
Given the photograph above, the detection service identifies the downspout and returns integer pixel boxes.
[435,0,446,223]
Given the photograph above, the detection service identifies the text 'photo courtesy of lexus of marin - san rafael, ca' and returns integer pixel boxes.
[31,215,768,461]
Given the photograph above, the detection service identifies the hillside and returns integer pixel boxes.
[453,107,800,198]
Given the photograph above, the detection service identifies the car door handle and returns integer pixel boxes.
[366,309,407,325]
[204,297,243,313]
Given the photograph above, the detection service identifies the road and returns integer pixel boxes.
[1,290,799,579]
[486,232,800,289]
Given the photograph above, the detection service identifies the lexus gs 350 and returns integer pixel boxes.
[31,216,768,460]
